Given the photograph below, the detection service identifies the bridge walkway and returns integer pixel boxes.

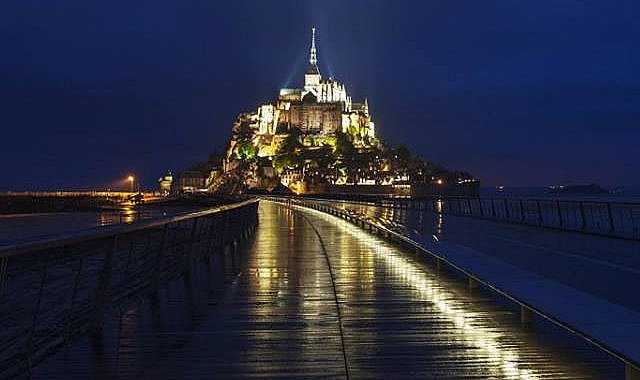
[31,201,620,379]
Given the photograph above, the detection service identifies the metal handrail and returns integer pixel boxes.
[436,196,639,240]
[0,198,259,379]
[277,197,640,373]
[441,194,639,206]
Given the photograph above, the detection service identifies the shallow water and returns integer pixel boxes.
[0,207,197,246]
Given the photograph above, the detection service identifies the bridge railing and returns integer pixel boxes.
[435,197,640,240]
[271,196,640,377]
[0,199,258,379]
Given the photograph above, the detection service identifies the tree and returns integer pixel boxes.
[234,121,254,142]
[392,145,411,163]
[334,132,355,159]
[236,142,258,160]
[277,127,302,154]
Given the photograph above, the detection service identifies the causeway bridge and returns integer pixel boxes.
[1,196,639,379]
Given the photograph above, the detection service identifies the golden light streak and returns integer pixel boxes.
[293,203,543,379]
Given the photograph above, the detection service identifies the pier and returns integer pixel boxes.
[3,196,639,378]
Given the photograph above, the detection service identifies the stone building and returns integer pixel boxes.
[223,27,380,189]
[250,27,375,141]
[289,93,343,134]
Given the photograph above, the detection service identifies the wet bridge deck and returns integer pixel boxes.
[32,201,620,379]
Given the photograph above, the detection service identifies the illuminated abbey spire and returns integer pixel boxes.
[305,27,321,89]
[263,27,374,138]
[309,27,318,67]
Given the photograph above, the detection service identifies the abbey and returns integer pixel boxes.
[278,28,374,139]
[247,28,375,144]
[171,28,477,196]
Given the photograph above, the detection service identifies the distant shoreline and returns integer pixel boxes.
[0,194,125,214]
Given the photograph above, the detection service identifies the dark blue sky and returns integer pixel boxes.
[1,0,639,190]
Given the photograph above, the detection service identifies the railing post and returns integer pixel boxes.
[151,224,170,297]
[468,276,478,289]
[223,211,230,247]
[521,305,533,324]
[491,198,496,218]
[28,256,49,368]
[626,363,640,380]
[557,200,563,227]
[90,235,118,336]
[607,202,615,233]
[504,199,510,220]
[536,200,543,226]
[579,202,587,231]
[65,256,84,345]
[186,218,199,272]
[205,215,218,255]
[0,256,8,297]
[240,207,248,238]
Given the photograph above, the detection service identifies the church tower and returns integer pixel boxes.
[304,27,321,91]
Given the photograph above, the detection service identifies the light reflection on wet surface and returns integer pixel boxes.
[32,201,620,379]
[302,203,618,378]
[327,199,640,314]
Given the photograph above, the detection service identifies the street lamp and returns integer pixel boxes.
[127,175,135,192]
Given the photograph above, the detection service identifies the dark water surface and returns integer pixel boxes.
[0,207,198,246]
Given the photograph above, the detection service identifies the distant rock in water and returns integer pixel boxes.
[547,183,609,195]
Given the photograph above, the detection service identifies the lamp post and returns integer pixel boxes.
[127,175,135,193]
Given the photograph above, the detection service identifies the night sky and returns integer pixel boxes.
[2,0,639,191]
